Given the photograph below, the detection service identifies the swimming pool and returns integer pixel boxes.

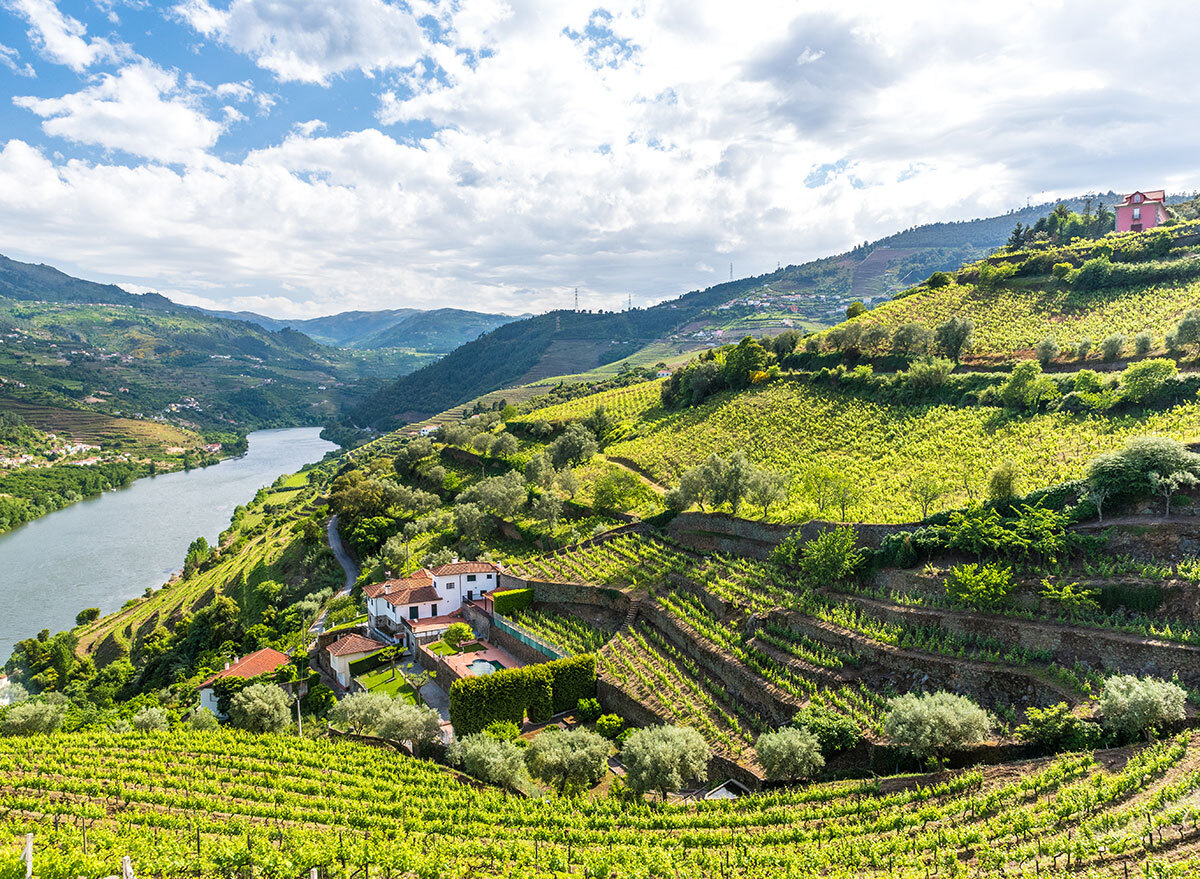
[466,659,506,676]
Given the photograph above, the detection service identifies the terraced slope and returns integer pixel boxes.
[3,729,1200,878]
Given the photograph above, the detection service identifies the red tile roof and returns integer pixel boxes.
[430,561,501,576]
[379,584,441,606]
[199,648,290,687]
[326,633,387,658]
[364,570,433,600]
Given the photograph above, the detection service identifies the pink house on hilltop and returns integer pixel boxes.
[1115,190,1169,233]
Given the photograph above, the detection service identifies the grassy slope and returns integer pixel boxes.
[0,397,202,455]
[521,377,1200,522]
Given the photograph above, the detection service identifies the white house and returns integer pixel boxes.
[326,633,387,689]
[419,425,438,437]
[197,647,291,719]
[365,561,501,647]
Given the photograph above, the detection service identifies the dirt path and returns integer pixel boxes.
[604,454,668,494]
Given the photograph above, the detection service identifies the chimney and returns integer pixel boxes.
[224,661,230,670]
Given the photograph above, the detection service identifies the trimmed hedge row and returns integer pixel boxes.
[449,654,596,736]
[347,649,391,678]
[492,588,533,616]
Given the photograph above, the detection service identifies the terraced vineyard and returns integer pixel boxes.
[511,377,665,424]
[4,729,1200,878]
[508,608,613,655]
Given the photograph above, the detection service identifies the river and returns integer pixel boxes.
[0,427,338,663]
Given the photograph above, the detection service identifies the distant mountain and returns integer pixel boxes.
[347,192,1193,429]
[197,305,522,351]
[0,255,176,309]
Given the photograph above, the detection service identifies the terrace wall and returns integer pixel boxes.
[666,512,908,560]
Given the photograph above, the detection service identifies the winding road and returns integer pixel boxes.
[308,514,359,638]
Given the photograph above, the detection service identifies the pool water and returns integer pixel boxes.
[466,659,506,676]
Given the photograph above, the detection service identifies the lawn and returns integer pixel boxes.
[356,666,418,702]
[426,639,485,656]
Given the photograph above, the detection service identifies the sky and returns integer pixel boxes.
[0,1,1198,319]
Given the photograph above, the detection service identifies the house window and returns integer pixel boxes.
[466,574,476,582]
[1133,193,1143,203]
[1132,207,1141,221]
[446,581,455,589]
[430,604,438,617]
[486,573,493,580]
[409,606,419,620]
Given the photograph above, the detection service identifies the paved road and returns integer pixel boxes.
[308,515,359,639]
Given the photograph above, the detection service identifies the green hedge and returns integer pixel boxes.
[492,588,533,616]
[347,649,391,678]
[449,654,597,736]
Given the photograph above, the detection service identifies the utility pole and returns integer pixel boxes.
[729,262,733,281]
[574,287,579,312]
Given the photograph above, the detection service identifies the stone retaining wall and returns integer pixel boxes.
[666,512,908,560]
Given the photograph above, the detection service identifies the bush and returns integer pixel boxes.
[1076,338,1093,360]
[595,713,624,739]
[132,707,169,732]
[1134,332,1153,356]
[1015,702,1101,753]
[774,524,862,586]
[1098,675,1186,742]
[483,719,522,741]
[756,726,824,781]
[443,622,474,650]
[228,683,292,734]
[576,697,603,722]
[75,607,101,626]
[1101,334,1126,362]
[448,734,526,789]
[188,708,219,731]
[988,460,1020,503]
[792,706,862,753]
[884,691,992,764]
[944,563,1013,610]
[1086,436,1200,509]
[1120,358,1177,405]
[1035,337,1059,366]
[998,361,1059,411]
[927,271,952,288]
[449,655,597,736]
[524,727,610,795]
[1,700,65,736]
[1051,262,1073,280]
[620,725,710,800]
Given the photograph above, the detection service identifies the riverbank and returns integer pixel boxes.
[0,428,338,662]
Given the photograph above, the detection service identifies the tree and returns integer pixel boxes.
[884,691,992,766]
[188,708,219,731]
[524,727,610,795]
[377,702,442,757]
[772,524,861,586]
[1120,358,1178,405]
[935,316,974,362]
[1150,469,1197,517]
[988,459,1020,503]
[330,691,395,734]
[1076,338,1093,360]
[748,468,790,518]
[132,706,169,731]
[998,361,1060,411]
[525,453,555,489]
[444,622,474,650]
[722,336,772,388]
[1006,223,1025,250]
[1101,334,1126,362]
[1015,703,1100,753]
[581,406,619,448]
[1175,308,1200,354]
[228,683,292,734]
[1,700,65,735]
[620,725,710,800]
[756,726,824,782]
[531,491,562,528]
[448,733,526,789]
[490,432,519,460]
[1134,332,1153,356]
[845,301,867,319]
[556,468,580,499]
[548,423,598,469]
[1099,675,1186,742]
[592,469,641,514]
[1087,436,1200,509]
[75,607,100,626]
[1035,337,1059,367]
[715,451,755,515]
[892,322,934,357]
[927,271,953,288]
[453,502,491,542]
[944,563,1013,610]
[907,473,946,519]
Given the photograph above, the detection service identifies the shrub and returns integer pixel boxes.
[897,356,954,394]
[443,622,474,650]
[595,714,624,739]
[132,707,169,732]
[1134,332,1153,356]
[927,271,952,288]
[884,691,992,765]
[1,700,65,736]
[188,708,219,731]
[756,727,824,782]
[1100,334,1126,362]
[483,719,521,741]
[774,524,862,586]
[1098,675,1186,742]
[1015,702,1101,753]
[1086,436,1200,509]
[945,563,1013,610]
[449,655,597,736]
[228,683,292,734]
[998,361,1060,411]
[575,697,603,722]
[75,607,101,626]
[524,727,610,795]
[620,725,710,800]
[376,702,442,757]
[987,459,1020,503]
[1038,579,1100,617]
[1051,262,1073,280]
[448,734,526,789]
[792,706,862,753]
[1035,337,1059,366]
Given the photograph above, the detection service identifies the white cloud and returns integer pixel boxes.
[13,61,226,164]
[174,0,426,85]
[292,119,326,137]
[0,41,35,76]
[4,0,124,70]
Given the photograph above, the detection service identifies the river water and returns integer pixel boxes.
[0,427,337,663]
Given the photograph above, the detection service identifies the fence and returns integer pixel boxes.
[492,614,566,660]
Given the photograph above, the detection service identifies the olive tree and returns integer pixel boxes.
[330,691,395,734]
[132,706,169,731]
[377,702,442,757]
[620,725,710,800]
[1099,675,1186,742]
[884,691,992,767]
[228,683,292,734]
[548,423,598,469]
[188,707,220,731]
[524,727,610,795]
[756,726,824,782]
[1,700,65,736]
[935,316,974,362]
[448,733,527,789]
